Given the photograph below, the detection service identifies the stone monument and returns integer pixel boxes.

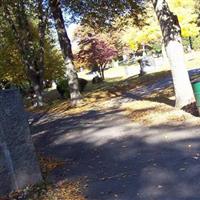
[0,89,42,196]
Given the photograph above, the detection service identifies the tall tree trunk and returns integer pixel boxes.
[17,0,45,107]
[102,64,106,80]
[152,0,194,108]
[37,0,48,94]
[50,0,82,105]
[99,65,105,80]
[188,36,193,50]
[101,68,105,80]
[2,0,45,107]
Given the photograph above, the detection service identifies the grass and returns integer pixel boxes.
[37,70,169,112]
[33,67,200,127]
[122,100,200,127]
[78,51,200,81]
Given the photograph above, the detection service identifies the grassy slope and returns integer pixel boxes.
[39,66,200,127]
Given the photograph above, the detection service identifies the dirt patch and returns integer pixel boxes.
[3,181,85,200]
[0,154,86,200]
[182,102,199,117]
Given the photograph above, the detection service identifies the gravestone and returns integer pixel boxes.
[139,56,156,76]
[0,89,42,196]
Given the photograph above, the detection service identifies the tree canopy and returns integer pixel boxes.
[75,34,118,79]
[0,1,65,87]
[168,0,199,38]
[62,0,145,29]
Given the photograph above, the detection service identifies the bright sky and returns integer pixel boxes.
[52,22,79,52]
[53,11,79,52]
[67,23,79,52]
[67,23,78,40]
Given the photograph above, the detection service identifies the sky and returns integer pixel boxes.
[56,11,79,52]
[52,22,79,52]
[67,23,78,40]
[67,23,79,52]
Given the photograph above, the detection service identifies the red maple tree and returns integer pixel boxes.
[76,35,118,79]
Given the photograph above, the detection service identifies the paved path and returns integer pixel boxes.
[30,107,200,200]
[127,68,200,98]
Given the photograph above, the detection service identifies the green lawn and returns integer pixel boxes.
[78,51,200,81]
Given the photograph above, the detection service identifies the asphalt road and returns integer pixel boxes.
[30,107,200,200]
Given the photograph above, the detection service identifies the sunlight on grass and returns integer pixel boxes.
[121,100,200,127]
[44,89,121,117]
[31,61,200,127]
[185,51,200,70]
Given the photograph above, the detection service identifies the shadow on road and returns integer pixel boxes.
[31,108,200,200]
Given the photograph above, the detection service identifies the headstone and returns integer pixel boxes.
[139,56,156,76]
[0,89,42,196]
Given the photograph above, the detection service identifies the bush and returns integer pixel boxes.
[56,78,88,98]
[79,78,88,91]
[56,79,70,98]
[182,36,200,51]
[92,76,103,84]
[0,79,31,96]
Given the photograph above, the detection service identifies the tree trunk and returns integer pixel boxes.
[17,1,45,106]
[37,0,48,94]
[101,68,105,80]
[50,0,82,105]
[189,36,193,50]
[2,0,45,107]
[99,65,105,80]
[151,0,194,108]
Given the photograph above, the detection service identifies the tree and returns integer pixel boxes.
[74,24,124,55]
[168,0,199,50]
[37,0,48,92]
[76,35,118,79]
[0,13,65,89]
[196,0,200,26]
[68,0,196,108]
[122,1,199,53]
[49,0,82,106]
[1,0,48,106]
[63,0,144,30]
[151,0,195,108]
[121,5,162,53]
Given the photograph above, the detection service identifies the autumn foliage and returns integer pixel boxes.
[75,34,118,79]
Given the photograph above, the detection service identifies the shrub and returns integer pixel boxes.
[56,79,70,98]
[56,78,88,98]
